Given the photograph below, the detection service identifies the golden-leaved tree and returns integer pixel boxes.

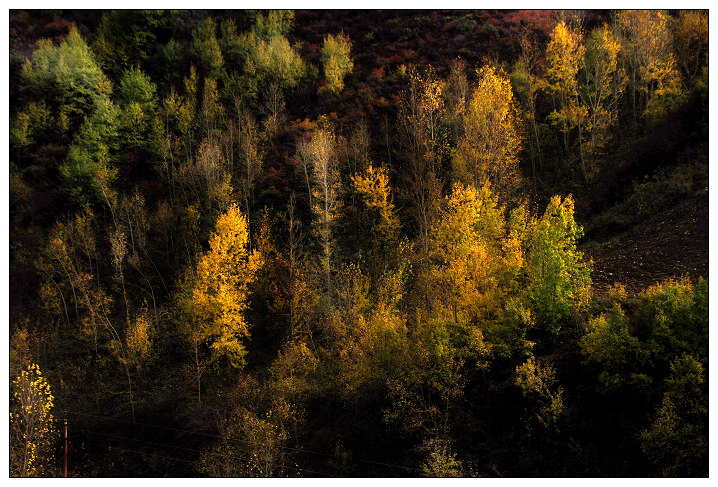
[545,20,587,176]
[616,10,685,128]
[10,364,57,477]
[456,64,522,200]
[192,204,262,369]
[580,23,625,181]
[429,182,505,324]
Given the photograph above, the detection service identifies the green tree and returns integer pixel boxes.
[118,67,160,155]
[525,195,591,334]
[319,32,354,96]
[640,354,707,476]
[60,96,120,206]
[21,25,112,136]
[190,17,225,79]
[93,10,163,78]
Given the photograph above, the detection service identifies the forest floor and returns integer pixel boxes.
[583,192,709,299]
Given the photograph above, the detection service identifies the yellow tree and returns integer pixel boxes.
[192,204,262,369]
[10,364,57,477]
[429,182,504,324]
[399,66,444,303]
[616,10,685,128]
[672,10,709,91]
[351,164,400,245]
[545,21,588,177]
[457,63,522,199]
[580,24,625,181]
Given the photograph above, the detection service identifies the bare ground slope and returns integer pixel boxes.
[583,193,708,298]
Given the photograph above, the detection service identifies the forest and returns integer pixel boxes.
[8,9,708,477]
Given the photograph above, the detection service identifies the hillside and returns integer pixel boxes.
[8,9,708,478]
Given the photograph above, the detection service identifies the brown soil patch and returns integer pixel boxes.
[583,194,708,298]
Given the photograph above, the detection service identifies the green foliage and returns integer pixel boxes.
[525,195,591,334]
[515,358,566,429]
[93,10,163,77]
[581,287,653,392]
[120,67,157,114]
[60,96,120,205]
[22,26,112,134]
[640,354,707,476]
[251,10,295,40]
[254,35,307,89]
[319,33,353,96]
[633,277,708,362]
[190,17,224,79]
[10,102,51,151]
[118,67,160,154]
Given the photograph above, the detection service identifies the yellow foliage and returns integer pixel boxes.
[351,164,399,239]
[193,204,262,369]
[10,364,56,477]
[616,10,686,121]
[126,307,152,366]
[458,63,521,198]
[430,182,504,323]
[546,21,587,135]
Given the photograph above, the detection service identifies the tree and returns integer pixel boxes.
[545,20,587,177]
[671,10,708,91]
[10,364,57,477]
[580,24,625,180]
[60,96,120,207]
[21,25,112,136]
[351,164,400,250]
[640,354,707,476]
[234,103,264,233]
[616,10,685,128]
[190,17,224,79]
[456,63,522,199]
[251,10,296,40]
[525,195,591,334]
[118,67,160,156]
[192,204,262,369]
[429,182,504,324]
[515,358,565,430]
[93,10,162,78]
[443,58,468,144]
[299,123,340,304]
[580,284,652,392]
[510,33,543,190]
[319,32,354,96]
[398,66,443,298]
